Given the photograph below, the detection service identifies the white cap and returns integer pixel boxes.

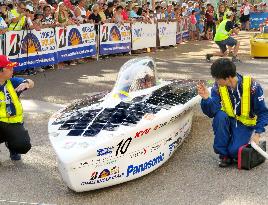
[182,2,187,7]
[26,4,34,12]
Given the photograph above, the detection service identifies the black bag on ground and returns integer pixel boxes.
[238,141,266,170]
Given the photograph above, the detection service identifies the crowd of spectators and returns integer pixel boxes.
[0,0,266,74]
[0,0,266,36]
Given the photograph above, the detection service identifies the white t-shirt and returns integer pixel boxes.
[243,4,250,15]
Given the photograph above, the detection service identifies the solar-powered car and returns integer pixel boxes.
[48,57,201,192]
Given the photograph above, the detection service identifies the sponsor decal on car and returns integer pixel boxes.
[126,153,164,177]
[97,146,114,156]
[81,166,123,185]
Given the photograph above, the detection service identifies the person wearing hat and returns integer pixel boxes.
[0,55,34,161]
[206,11,241,63]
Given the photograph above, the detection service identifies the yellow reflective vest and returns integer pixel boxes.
[8,9,26,31]
[214,19,232,41]
[0,80,23,123]
[219,76,257,126]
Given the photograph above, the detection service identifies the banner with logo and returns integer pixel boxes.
[5,29,57,71]
[176,21,182,44]
[250,12,268,29]
[56,23,97,62]
[158,22,177,47]
[181,17,190,41]
[132,22,156,50]
[99,23,131,55]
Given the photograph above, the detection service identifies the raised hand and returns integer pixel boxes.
[197,82,210,99]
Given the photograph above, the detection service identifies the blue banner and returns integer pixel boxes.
[6,29,58,71]
[176,33,182,44]
[182,31,190,40]
[99,23,131,55]
[250,12,268,29]
[56,24,97,63]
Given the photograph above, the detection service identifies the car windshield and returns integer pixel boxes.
[111,57,157,99]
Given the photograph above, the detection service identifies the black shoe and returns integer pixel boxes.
[5,142,21,161]
[206,54,213,62]
[9,150,21,161]
[219,157,233,168]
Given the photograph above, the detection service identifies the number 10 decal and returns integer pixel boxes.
[116,138,132,156]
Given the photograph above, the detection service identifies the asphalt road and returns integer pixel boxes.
[1,31,268,205]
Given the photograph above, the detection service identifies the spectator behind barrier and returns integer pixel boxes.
[104,2,114,22]
[8,2,27,31]
[42,5,56,28]
[74,0,88,24]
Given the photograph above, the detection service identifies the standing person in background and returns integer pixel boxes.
[42,5,56,28]
[205,3,215,40]
[0,4,8,34]
[114,5,125,25]
[120,2,129,21]
[194,3,201,40]
[0,55,34,161]
[97,0,107,22]
[88,4,102,33]
[104,2,114,22]
[75,0,88,24]
[8,2,27,31]
[37,0,47,14]
[189,10,197,40]
[0,3,10,25]
[240,0,252,31]
[215,4,226,26]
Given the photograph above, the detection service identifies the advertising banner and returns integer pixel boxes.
[250,12,268,29]
[56,23,97,62]
[181,17,190,41]
[132,22,156,50]
[6,29,57,71]
[99,23,131,55]
[158,22,177,46]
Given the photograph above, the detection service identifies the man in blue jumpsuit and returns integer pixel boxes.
[0,55,34,161]
[197,58,268,167]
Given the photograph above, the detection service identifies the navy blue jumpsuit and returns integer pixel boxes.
[201,74,268,158]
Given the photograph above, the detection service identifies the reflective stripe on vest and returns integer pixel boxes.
[214,19,231,41]
[8,9,26,31]
[219,76,257,126]
[0,80,23,123]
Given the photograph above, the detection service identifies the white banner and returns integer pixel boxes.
[158,22,177,47]
[131,22,156,50]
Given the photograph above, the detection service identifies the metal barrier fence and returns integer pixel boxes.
[2,18,190,71]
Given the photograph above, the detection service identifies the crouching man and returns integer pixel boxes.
[0,55,34,161]
[197,58,268,167]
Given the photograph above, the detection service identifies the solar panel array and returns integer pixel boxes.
[52,80,198,137]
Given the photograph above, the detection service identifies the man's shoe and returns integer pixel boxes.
[206,54,213,62]
[9,150,21,161]
[219,157,233,168]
